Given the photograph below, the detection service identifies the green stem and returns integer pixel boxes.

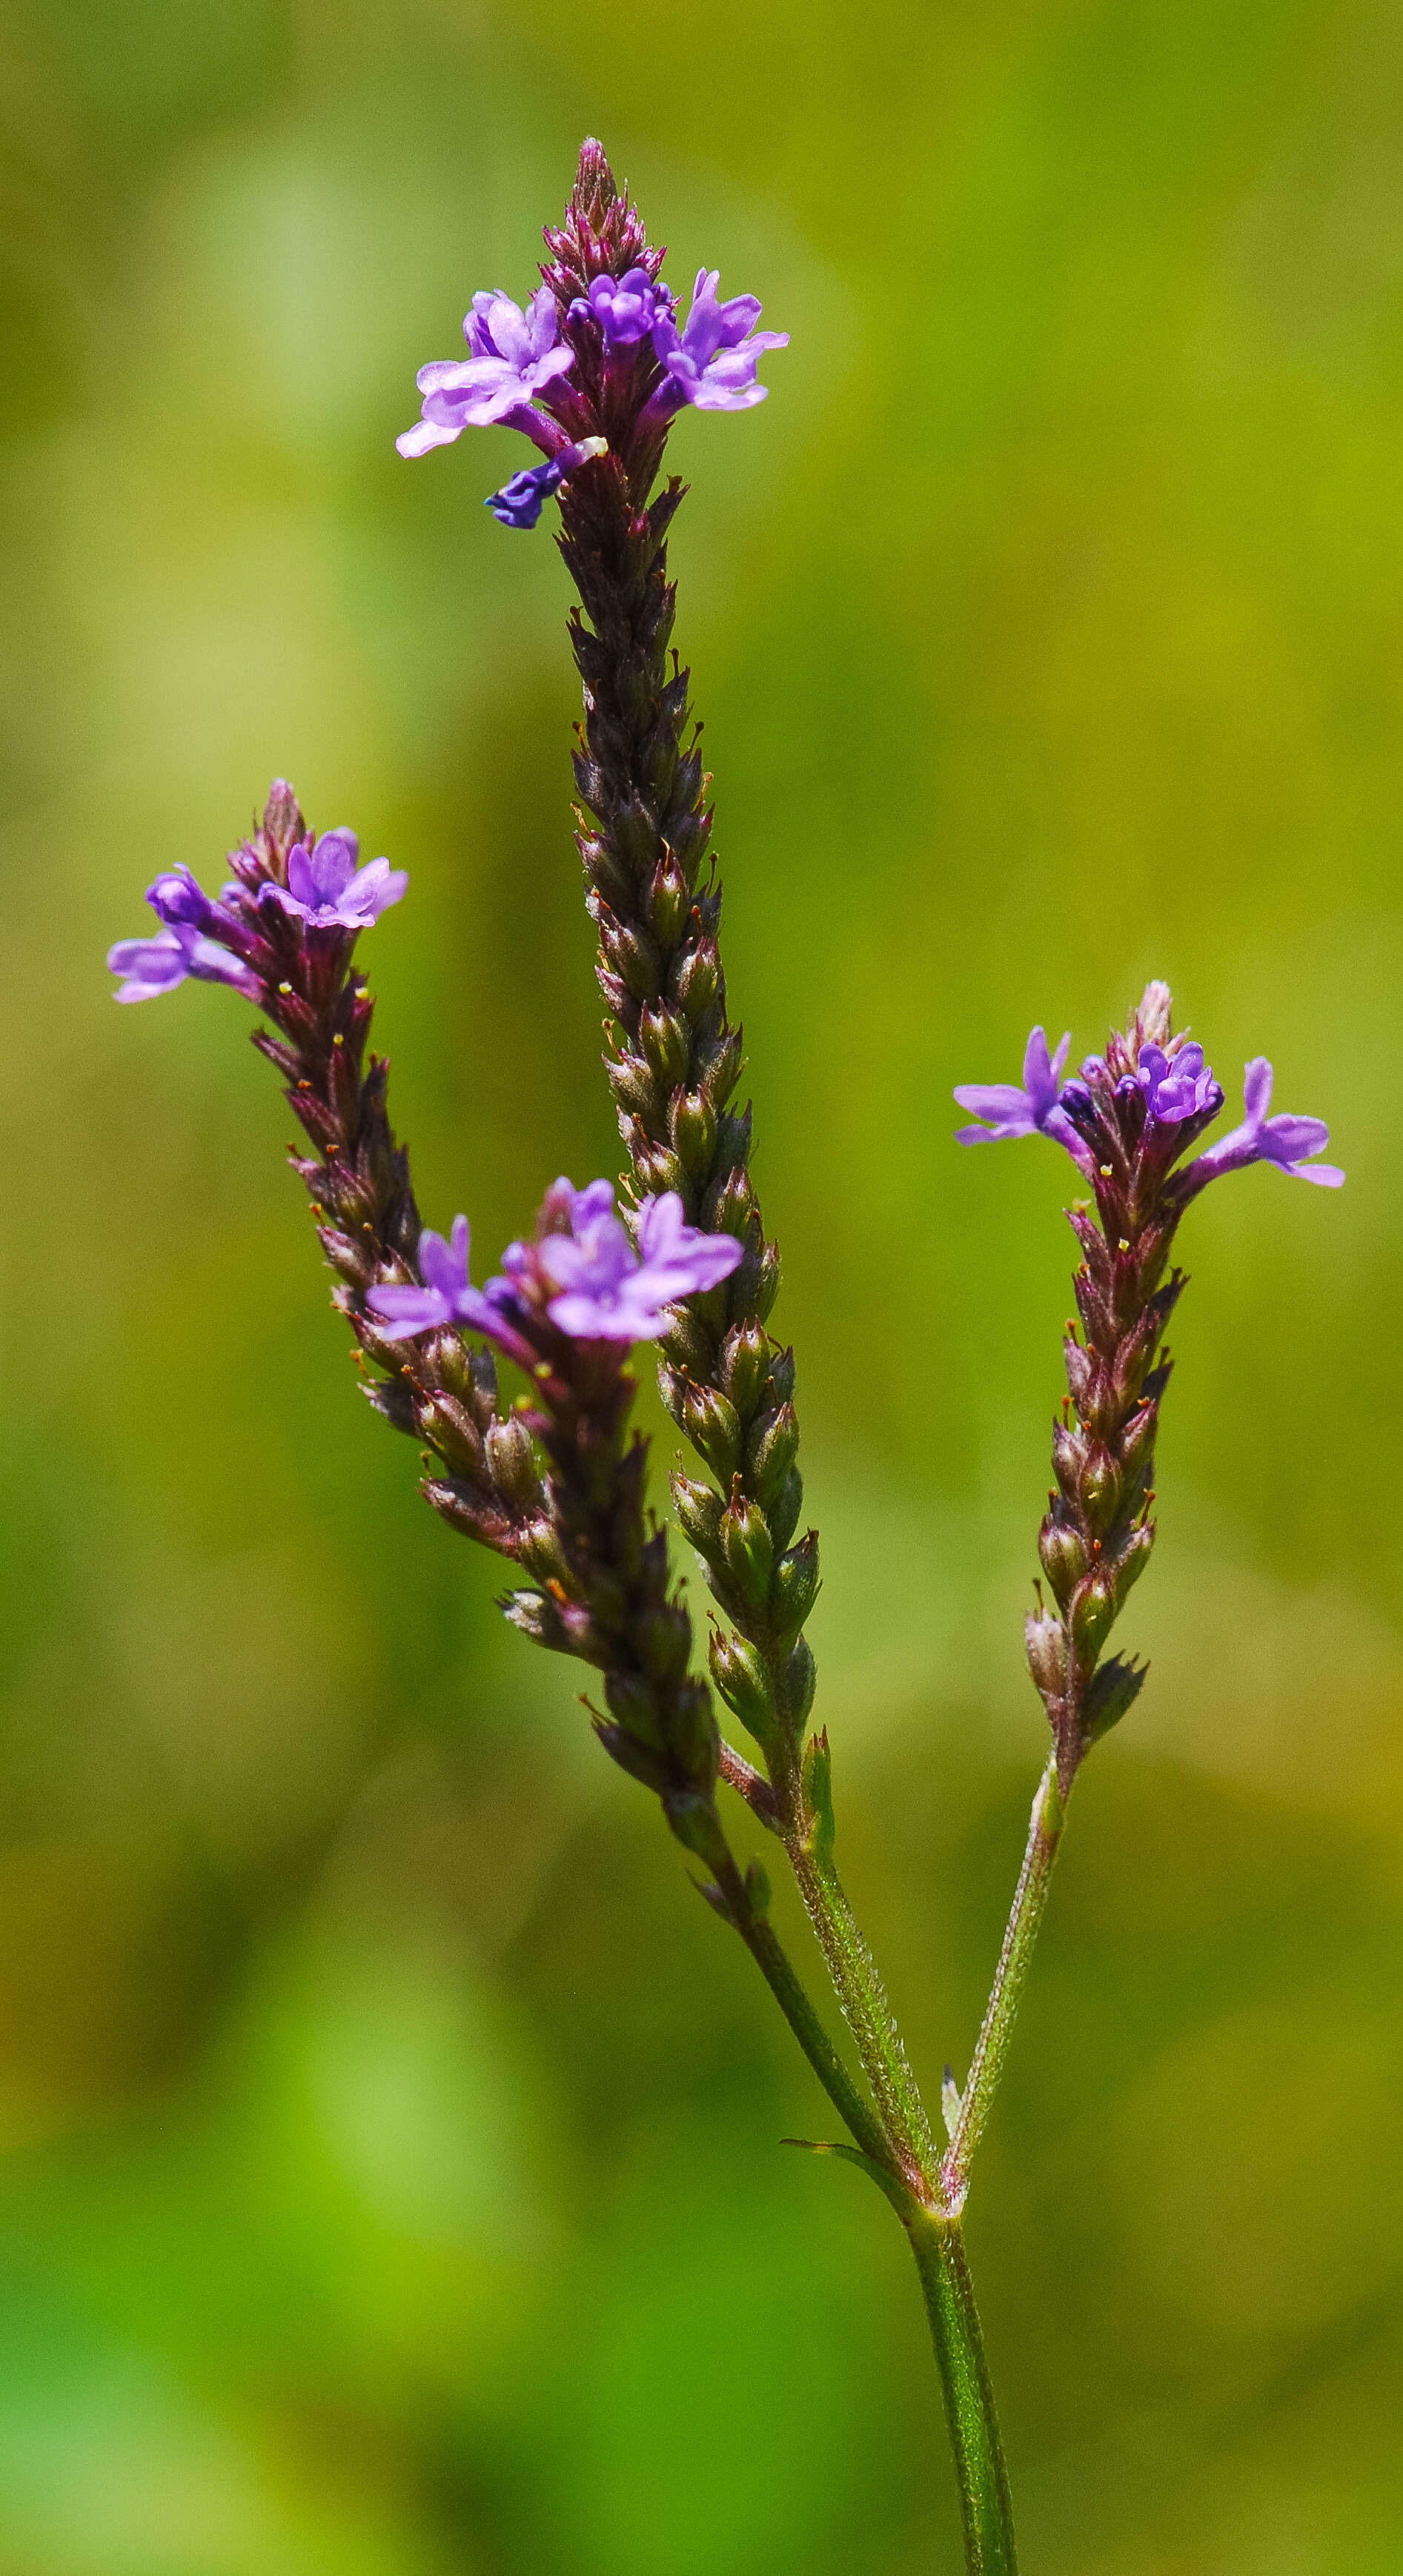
[907,2206,1018,2575]
[717,1859,896,2176]
[941,1756,1068,2211]
[788,1834,939,2192]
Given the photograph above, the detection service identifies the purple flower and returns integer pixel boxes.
[649,268,788,415]
[145,862,240,935]
[485,436,608,529]
[537,1186,743,1342]
[261,830,407,931]
[955,1026,1090,1167]
[397,288,574,458]
[367,1217,504,1340]
[1184,1058,1344,1192]
[1134,1041,1221,1125]
[568,268,672,347]
[107,920,259,1004]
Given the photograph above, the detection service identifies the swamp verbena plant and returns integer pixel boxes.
[107,143,1342,2575]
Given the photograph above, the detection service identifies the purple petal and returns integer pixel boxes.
[952,1082,1033,1121]
[418,1219,470,1300]
[366,1284,454,1338]
[1284,1161,1345,1186]
[1242,1057,1274,1123]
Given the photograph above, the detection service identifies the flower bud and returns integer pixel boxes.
[709,1627,777,1745]
[767,1345,796,1406]
[1070,1571,1116,1661]
[634,1598,691,1682]
[1024,1604,1067,1700]
[1052,1419,1085,1501]
[648,852,689,949]
[1037,1513,1087,1608]
[673,937,720,1026]
[682,1382,742,1481]
[663,1789,729,1873]
[640,1003,690,1087]
[720,1319,769,1418]
[1112,1523,1154,1607]
[746,1401,800,1507]
[720,1491,775,1616]
[767,1465,803,1554]
[772,1531,820,1648]
[602,917,661,1000]
[1078,1441,1120,1530]
[1080,1653,1147,1745]
[744,1858,771,1916]
[670,1086,716,1180]
[603,1667,666,1751]
[485,1412,540,1509]
[671,1470,724,1556]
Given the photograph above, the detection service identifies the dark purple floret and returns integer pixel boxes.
[485,436,607,528]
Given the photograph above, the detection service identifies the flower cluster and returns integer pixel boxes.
[107,823,405,1006]
[368,1179,742,1355]
[396,204,786,529]
[955,991,1342,1195]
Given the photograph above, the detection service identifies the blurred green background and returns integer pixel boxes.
[2,0,1400,2568]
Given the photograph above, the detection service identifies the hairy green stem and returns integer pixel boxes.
[908,2208,1018,2574]
[941,1757,1068,2211]
[715,1859,896,2176]
[787,1833,938,2194]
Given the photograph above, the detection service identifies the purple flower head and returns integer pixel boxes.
[534,1185,743,1343]
[367,1217,507,1341]
[107,920,259,1004]
[1183,1058,1344,1195]
[261,829,407,931]
[485,436,608,529]
[397,288,574,457]
[650,268,789,414]
[1135,1040,1222,1126]
[568,268,672,347]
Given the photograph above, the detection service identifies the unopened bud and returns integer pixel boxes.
[673,938,720,1026]
[720,1319,769,1418]
[663,1788,729,1873]
[639,1002,689,1086]
[1024,1604,1067,1699]
[1070,1571,1116,1661]
[1112,1523,1154,1607]
[1038,1513,1087,1608]
[772,1531,820,1648]
[672,1470,724,1556]
[744,1858,771,1916]
[485,1413,540,1509]
[682,1382,742,1481]
[1078,1441,1120,1529]
[670,1086,716,1179]
[648,852,689,949]
[634,1599,691,1682]
[709,1627,777,1745]
[720,1491,775,1616]
[603,1667,666,1751]
[1080,1653,1147,1744]
[746,1401,800,1507]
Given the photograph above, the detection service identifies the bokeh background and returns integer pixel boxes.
[2,1,1401,2568]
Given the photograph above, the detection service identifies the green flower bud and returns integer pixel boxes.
[1038,1513,1087,1608]
[720,1491,775,1616]
[746,1401,800,1507]
[801,1726,835,1862]
[772,1531,820,1648]
[671,1470,724,1556]
[670,1086,717,1180]
[720,1319,769,1418]
[639,1003,690,1087]
[1070,1570,1116,1661]
[709,1627,777,1746]
[682,1382,742,1481]
[1024,1603,1067,1701]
